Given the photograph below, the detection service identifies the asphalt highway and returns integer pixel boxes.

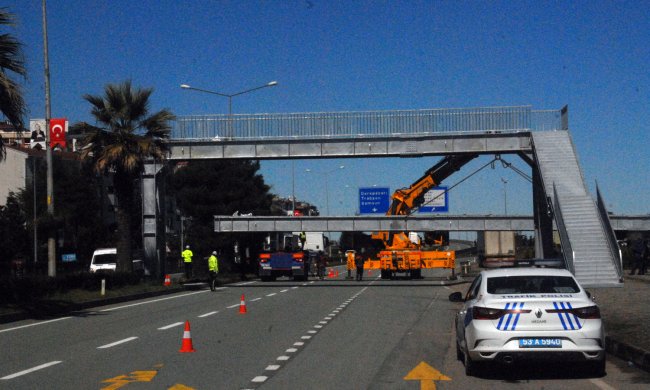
[1,266,649,389]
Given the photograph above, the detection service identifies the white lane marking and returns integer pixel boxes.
[286,348,298,353]
[277,356,290,361]
[0,316,71,334]
[291,286,299,289]
[308,330,317,334]
[198,311,218,318]
[251,376,268,383]
[97,337,138,349]
[280,289,289,293]
[324,316,332,320]
[251,298,262,302]
[158,322,184,330]
[293,342,304,346]
[266,365,280,371]
[1,361,62,380]
[227,304,240,309]
[100,290,208,312]
[235,281,257,286]
[301,335,312,340]
[590,379,617,390]
[266,293,277,297]
[319,321,328,324]
[314,325,323,329]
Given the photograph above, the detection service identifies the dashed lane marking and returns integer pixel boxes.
[1,361,62,380]
[266,293,277,297]
[158,322,184,330]
[245,284,372,388]
[235,281,257,286]
[198,311,218,318]
[590,378,617,390]
[97,337,138,349]
[251,298,262,302]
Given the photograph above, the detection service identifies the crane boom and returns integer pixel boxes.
[373,154,478,249]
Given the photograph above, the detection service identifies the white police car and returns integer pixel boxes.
[449,263,605,376]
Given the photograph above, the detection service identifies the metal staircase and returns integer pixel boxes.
[532,131,622,287]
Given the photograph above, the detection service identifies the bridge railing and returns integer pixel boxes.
[172,105,563,140]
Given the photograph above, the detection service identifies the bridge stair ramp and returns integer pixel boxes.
[532,131,622,287]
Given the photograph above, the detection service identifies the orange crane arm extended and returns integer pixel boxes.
[372,154,478,248]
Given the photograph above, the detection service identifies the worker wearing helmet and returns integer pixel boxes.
[182,245,193,280]
[208,251,219,291]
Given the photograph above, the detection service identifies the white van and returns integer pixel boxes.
[89,248,147,274]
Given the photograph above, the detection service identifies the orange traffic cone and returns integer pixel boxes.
[179,320,195,353]
[164,274,171,286]
[239,294,247,314]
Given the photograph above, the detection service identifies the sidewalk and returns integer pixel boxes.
[595,273,650,373]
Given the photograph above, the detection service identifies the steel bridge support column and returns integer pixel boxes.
[532,166,555,258]
[142,161,166,279]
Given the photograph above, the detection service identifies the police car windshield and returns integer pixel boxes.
[487,275,580,294]
[94,254,116,264]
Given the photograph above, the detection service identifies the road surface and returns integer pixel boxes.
[1,267,648,389]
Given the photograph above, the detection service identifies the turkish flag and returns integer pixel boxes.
[50,118,67,149]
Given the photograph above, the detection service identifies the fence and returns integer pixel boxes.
[172,105,563,140]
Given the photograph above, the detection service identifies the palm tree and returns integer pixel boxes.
[71,81,175,272]
[0,9,27,160]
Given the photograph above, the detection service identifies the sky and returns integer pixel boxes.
[5,0,649,220]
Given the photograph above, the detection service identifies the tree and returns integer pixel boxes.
[0,191,28,275]
[171,159,274,262]
[71,81,175,272]
[0,9,27,160]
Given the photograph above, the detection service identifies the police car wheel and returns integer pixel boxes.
[456,340,463,361]
[589,358,606,377]
[463,350,474,376]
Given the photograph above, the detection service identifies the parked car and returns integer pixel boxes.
[449,262,605,376]
[89,248,148,275]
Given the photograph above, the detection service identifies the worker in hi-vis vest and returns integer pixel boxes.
[182,245,193,279]
[208,251,219,291]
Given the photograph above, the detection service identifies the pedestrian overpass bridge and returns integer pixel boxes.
[142,105,627,287]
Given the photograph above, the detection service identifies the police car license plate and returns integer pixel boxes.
[519,338,562,348]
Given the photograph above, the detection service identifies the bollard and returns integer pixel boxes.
[101,279,105,296]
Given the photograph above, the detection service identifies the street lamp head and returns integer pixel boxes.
[180,84,191,89]
[267,81,278,86]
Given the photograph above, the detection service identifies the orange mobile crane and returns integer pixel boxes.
[360,154,478,279]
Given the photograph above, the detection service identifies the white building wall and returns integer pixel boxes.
[0,147,28,206]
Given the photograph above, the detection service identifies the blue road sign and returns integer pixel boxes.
[359,187,390,214]
[418,186,449,213]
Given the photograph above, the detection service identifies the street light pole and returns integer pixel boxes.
[501,177,508,216]
[42,0,56,277]
[305,165,345,216]
[291,160,296,215]
[180,81,278,137]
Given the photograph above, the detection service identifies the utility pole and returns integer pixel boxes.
[42,0,56,276]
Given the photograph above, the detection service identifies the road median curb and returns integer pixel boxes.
[606,335,650,373]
